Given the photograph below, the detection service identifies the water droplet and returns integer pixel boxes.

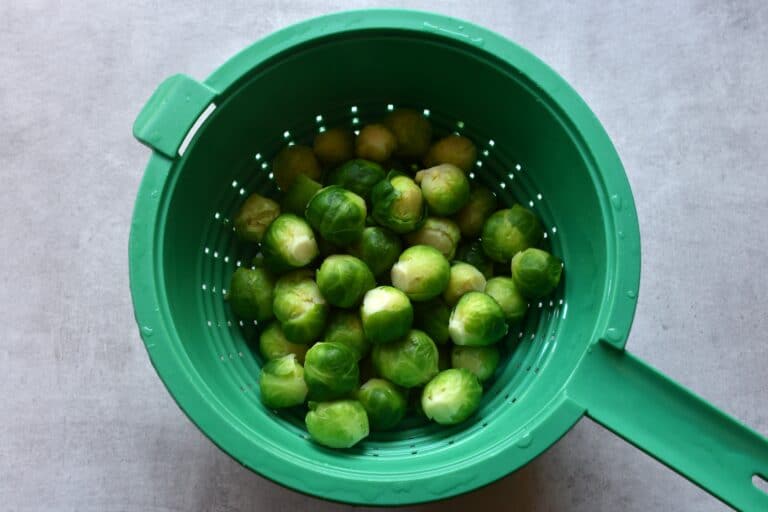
[605,327,622,343]
[141,326,154,337]
[516,432,532,448]
[150,190,158,198]
[618,230,625,239]
[610,194,623,211]
[627,290,637,299]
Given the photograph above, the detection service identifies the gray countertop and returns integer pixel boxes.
[2,1,767,510]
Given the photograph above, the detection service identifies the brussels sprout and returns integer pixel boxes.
[325,310,370,360]
[305,186,367,246]
[455,241,494,279]
[372,329,439,388]
[455,186,497,238]
[448,291,508,346]
[370,171,426,234]
[383,108,433,159]
[313,127,354,168]
[443,262,487,306]
[273,270,328,344]
[484,276,528,323]
[273,145,322,191]
[421,368,482,425]
[403,217,461,260]
[303,341,359,401]
[325,159,386,202]
[228,267,275,321]
[360,286,413,345]
[412,299,450,344]
[233,193,281,242]
[280,174,322,215]
[259,354,308,408]
[305,400,369,448]
[481,205,543,263]
[390,245,450,301]
[262,214,319,272]
[423,134,478,172]
[451,346,500,382]
[511,248,563,299]
[259,321,309,363]
[316,255,375,308]
[355,124,397,162]
[348,226,402,277]
[357,378,407,430]
[415,164,470,216]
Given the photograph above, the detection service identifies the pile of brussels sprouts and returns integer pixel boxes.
[227,108,563,449]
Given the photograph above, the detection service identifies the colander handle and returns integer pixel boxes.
[133,74,218,159]
[569,341,768,512]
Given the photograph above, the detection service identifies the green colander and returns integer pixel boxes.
[130,10,768,510]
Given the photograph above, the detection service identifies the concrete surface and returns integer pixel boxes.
[1,1,767,510]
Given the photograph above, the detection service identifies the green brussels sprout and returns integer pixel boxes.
[305,186,367,246]
[370,171,426,234]
[355,124,397,162]
[280,174,322,216]
[262,214,319,272]
[390,245,450,302]
[313,127,355,168]
[348,226,402,277]
[305,400,369,448]
[303,342,359,401]
[448,291,508,346]
[511,248,563,299]
[383,108,433,159]
[415,164,470,216]
[272,145,322,191]
[259,321,309,364]
[455,186,497,238]
[423,134,478,172]
[412,299,450,344]
[233,192,281,242]
[451,346,500,382]
[372,329,439,388]
[325,310,370,360]
[357,378,407,430]
[421,368,482,425]
[481,205,543,263]
[259,354,308,408]
[484,276,528,323]
[272,270,328,344]
[228,267,275,321]
[360,286,413,345]
[455,241,494,279]
[324,159,386,203]
[403,217,461,260]
[315,255,375,308]
[443,262,487,306]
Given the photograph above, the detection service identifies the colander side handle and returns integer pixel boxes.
[569,341,768,512]
[133,74,218,159]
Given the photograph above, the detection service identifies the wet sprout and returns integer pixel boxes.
[261,214,319,272]
[259,354,308,408]
[348,226,402,277]
[455,186,497,238]
[357,378,407,430]
[228,267,275,321]
[305,400,369,448]
[272,270,328,344]
[370,172,426,234]
[303,341,360,401]
[316,255,376,308]
[313,127,355,168]
[421,368,482,425]
[280,174,322,216]
[448,291,508,346]
[305,186,367,246]
[443,262,487,307]
[423,134,478,172]
[415,164,470,216]
[360,286,413,345]
[324,159,386,203]
[511,248,563,299]
[372,329,439,388]
[233,192,281,242]
[451,345,500,382]
[383,108,433,159]
[484,276,528,323]
[355,124,397,162]
[404,217,461,260]
[390,245,451,302]
[481,205,543,263]
[259,321,309,364]
[324,310,370,360]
